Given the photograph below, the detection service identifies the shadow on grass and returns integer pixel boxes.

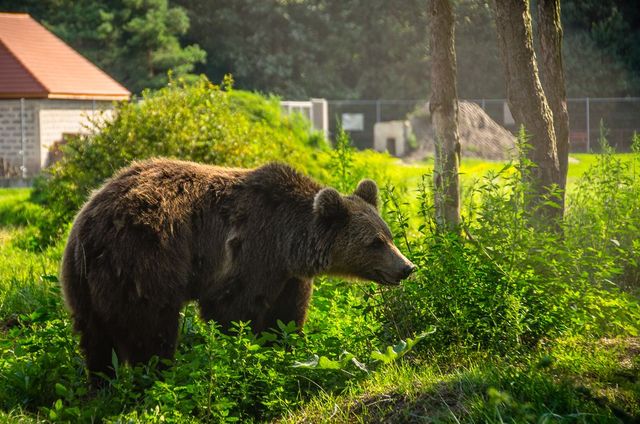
[342,339,639,423]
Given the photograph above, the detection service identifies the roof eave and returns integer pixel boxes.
[47,92,130,101]
[0,92,130,100]
[0,92,48,99]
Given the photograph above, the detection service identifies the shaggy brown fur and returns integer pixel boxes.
[61,158,415,381]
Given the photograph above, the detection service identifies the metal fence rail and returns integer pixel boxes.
[327,97,640,153]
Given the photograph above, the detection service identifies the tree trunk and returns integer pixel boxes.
[538,0,569,196]
[429,0,461,230]
[492,0,562,221]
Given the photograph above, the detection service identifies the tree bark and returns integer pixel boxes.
[492,0,562,221]
[429,0,461,230]
[538,0,569,196]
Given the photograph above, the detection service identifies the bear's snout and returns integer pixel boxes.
[373,246,416,285]
[401,263,417,280]
[388,260,416,284]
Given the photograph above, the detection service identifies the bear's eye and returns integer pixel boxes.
[369,236,385,248]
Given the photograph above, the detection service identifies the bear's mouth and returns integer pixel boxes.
[373,270,402,286]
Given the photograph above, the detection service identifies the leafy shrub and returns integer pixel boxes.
[0,319,82,414]
[379,135,640,354]
[228,90,326,149]
[0,291,432,422]
[564,132,640,294]
[32,76,330,239]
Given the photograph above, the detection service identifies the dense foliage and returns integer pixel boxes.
[0,0,205,92]
[1,0,638,97]
[177,0,640,98]
[380,139,640,355]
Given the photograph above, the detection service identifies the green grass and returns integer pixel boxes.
[0,190,61,323]
[402,153,638,189]
[282,337,640,423]
[0,229,61,323]
[567,153,637,186]
[0,188,43,227]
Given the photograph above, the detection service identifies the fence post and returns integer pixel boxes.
[586,97,590,152]
[376,100,381,124]
[20,98,27,179]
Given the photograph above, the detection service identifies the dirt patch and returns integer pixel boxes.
[0,315,19,334]
[0,228,15,245]
[348,381,473,423]
[408,101,516,161]
[601,337,640,370]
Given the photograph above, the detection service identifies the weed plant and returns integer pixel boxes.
[378,130,640,356]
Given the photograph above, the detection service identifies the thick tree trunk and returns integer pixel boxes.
[538,0,569,195]
[429,0,461,230]
[492,0,562,221]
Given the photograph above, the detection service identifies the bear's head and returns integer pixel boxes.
[314,179,416,285]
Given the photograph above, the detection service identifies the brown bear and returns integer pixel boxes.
[61,158,415,381]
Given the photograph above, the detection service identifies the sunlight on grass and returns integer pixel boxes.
[283,336,640,423]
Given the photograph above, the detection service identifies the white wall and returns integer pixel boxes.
[373,120,409,157]
[38,100,114,169]
[0,99,117,176]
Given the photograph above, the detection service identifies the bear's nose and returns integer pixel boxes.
[401,264,417,279]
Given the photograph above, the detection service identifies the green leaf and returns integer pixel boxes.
[41,274,59,283]
[292,355,319,368]
[292,352,361,370]
[111,349,119,374]
[54,383,68,397]
[371,327,436,364]
[351,357,369,373]
[317,356,342,370]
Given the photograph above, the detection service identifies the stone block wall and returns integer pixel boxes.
[0,99,38,176]
[0,99,116,177]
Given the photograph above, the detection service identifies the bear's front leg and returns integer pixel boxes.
[262,277,313,333]
[198,277,312,335]
[198,279,270,334]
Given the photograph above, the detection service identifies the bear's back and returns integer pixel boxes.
[80,158,248,236]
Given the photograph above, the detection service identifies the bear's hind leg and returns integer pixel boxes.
[263,278,313,332]
[113,304,182,369]
[78,314,116,387]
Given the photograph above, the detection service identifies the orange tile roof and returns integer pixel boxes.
[0,12,130,100]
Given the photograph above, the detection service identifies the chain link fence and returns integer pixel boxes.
[327,97,640,153]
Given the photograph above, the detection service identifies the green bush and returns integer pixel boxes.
[564,133,640,294]
[32,76,331,238]
[378,137,640,354]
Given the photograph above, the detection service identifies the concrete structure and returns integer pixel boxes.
[0,13,130,177]
[0,99,116,175]
[281,99,329,138]
[374,120,411,157]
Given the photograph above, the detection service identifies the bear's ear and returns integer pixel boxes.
[314,188,348,219]
[354,179,378,209]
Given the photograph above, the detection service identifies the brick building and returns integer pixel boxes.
[0,12,130,177]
